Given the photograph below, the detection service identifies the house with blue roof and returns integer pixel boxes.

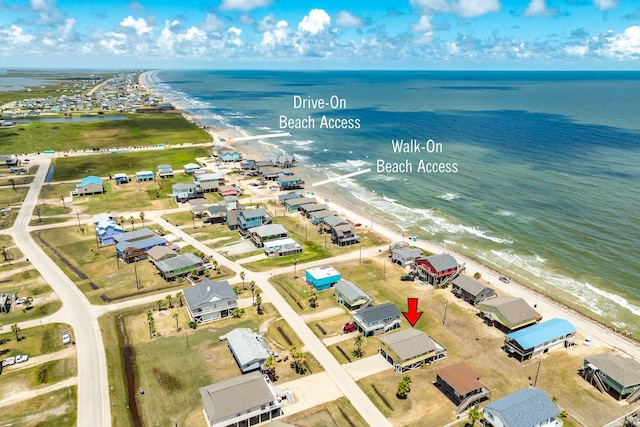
[237,208,268,232]
[183,163,200,175]
[95,220,124,245]
[220,150,241,162]
[73,176,105,196]
[135,170,154,182]
[484,388,560,427]
[504,318,576,361]
[116,236,167,263]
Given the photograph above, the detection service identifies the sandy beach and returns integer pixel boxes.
[138,71,640,363]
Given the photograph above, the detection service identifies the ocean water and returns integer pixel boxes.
[147,70,640,334]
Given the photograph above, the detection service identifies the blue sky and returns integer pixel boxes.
[0,0,639,69]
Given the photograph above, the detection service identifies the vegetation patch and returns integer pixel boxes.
[150,366,182,392]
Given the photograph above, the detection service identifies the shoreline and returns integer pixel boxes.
[139,70,640,360]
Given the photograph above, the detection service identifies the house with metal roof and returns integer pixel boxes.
[334,280,373,310]
[260,166,284,180]
[218,185,242,197]
[352,303,401,337]
[238,208,269,232]
[199,371,284,427]
[309,210,335,225]
[184,279,238,324]
[116,235,167,263]
[183,162,200,175]
[278,192,303,204]
[391,246,423,267]
[379,328,445,372]
[135,170,154,182]
[483,388,560,427]
[414,253,460,286]
[479,296,540,332]
[321,215,349,231]
[284,197,316,212]
[172,183,200,203]
[299,203,329,217]
[195,173,225,192]
[220,150,241,162]
[154,253,211,281]
[225,328,274,373]
[157,164,174,178]
[583,352,640,402]
[305,265,341,291]
[95,220,124,245]
[248,224,288,247]
[73,176,105,196]
[146,245,178,263]
[451,275,497,306]
[113,228,156,243]
[277,174,304,190]
[504,318,576,361]
[436,362,491,414]
[263,238,302,257]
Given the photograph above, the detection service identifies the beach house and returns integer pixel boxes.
[135,170,154,182]
[414,253,460,286]
[483,388,560,427]
[95,220,124,245]
[479,296,540,332]
[195,173,224,192]
[172,183,200,203]
[183,162,200,175]
[184,279,238,324]
[352,303,401,336]
[225,328,274,373]
[206,205,228,224]
[321,215,350,233]
[114,173,129,184]
[259,166,283,181]
[218,185,242,197]
[504,318,576,361]
[284,197,316,213]
[237,208,269,233]
[199,371,284,427]
[334,280,373,310]
[220,150,241,162]
[390,246,423,268]
[157,164,174,179]
[305,266,341,291]
[379,328,446,372]
[153,253,211,281]
[299,203,329,217]
[582,352,640,402]
[451,275,497,306]
[114,228,167,263]
[276,174,304,190]
[331,224,359,246]
[309,210,335,225]
[247,224,288,247]
[73,176,105,196]
[263,238,303,257]
[436,363,491,414]
[146,245,178,263]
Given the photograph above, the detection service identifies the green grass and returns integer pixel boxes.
[0,175,34,186]
[0,385,77,427]
[281,397,368,427]
[0,358,77,398]
[0,323,72,358]
[0,113,211,155]
[0,268,62,324]
[0,186,29,204]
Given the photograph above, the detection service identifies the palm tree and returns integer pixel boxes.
[118,216,125,227]
[165,294,173,309]
[309,289,318,308]
[173,312,179,333]
[8,178,16,191]
[239,271,246,289]
[255,292,263,315]
[129,216,135,230]
[467,407,482,426]
[263,355,277,381]
[175,291,184,307]
[232,307,245,318]
[396,377,410,399]
[139,211,146,227]
[353,333,366,358]
[156,300,164,311]
[11,323,20,342]
[0,245,7,262]
[23,298,32,311]
[289,345,306,374]
[250,280,256,306]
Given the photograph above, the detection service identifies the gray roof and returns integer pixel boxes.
[172,183,196,191]
[226,328,271,369]
[309,210,334,219]
[207,205,228,215]
[323,215,349,227]
[240,208,266,220]
[155,253,202,273]
[200,371,278,424]
[393,247,422,258]
[485,388,559,427]
[335,280,371,305]
[183,279,236,309]
[380,328,439,361]
[146,245,177,262]
[480,296,539,327]
[279,192,302,201]
[452,275,494,297]
[284,197,316,207]
[300,204,329,213]
[425,253,458,272]
[114,228,156,243]
[585,353,640,387]
[356,303,400,324]
[249,223,287,237]
[116,236,166,252]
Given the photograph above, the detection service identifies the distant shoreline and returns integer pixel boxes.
[138,70,640,361]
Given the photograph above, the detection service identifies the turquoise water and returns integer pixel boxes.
[148,70,640,333]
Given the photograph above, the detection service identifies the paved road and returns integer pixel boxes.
[6,156,111,427]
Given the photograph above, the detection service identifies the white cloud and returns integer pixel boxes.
[523,0,554,17]
[298,9,331,35]
[410,0,501,18]
[219,0,271,11]
[413,15,434,32]
[120,16,153,35]
[262,20,290,46]
[202,13,225,32]
[62,17,76,39]
[594,0,618,11]
[335,11,364,28]
[603,25,640,59]
[1,25,35,44]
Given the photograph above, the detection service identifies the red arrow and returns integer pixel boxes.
[402,298,423,327]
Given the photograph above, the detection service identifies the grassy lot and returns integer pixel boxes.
[161,213,246,248]
[0,323,72,358]
[0,208,19,230]
[0,385,77,427]
[0,174,34,186]
[280,396,367,427]
[0,113,211,155]
[70,180,177,215]
[0,268,62,324]
[0,186,29,204]
[0,358,77,398]
[100,301,314,427]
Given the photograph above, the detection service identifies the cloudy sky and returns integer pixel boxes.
[1,0,639,69]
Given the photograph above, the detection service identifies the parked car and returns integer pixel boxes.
[16,355,28,363]
[62,331,71,345]
[499,276,510,284]
[343,322,357,333]
[400,275,415,281]
[2,357,15,367]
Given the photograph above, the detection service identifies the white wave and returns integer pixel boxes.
[383,196,397,203]
[346,159,369,168]
[420,220,513,245]
[258,126,271,130]
[535,254,547,263]
[497,210,515,217]
[439,193,460,201]
[584,283,640,317]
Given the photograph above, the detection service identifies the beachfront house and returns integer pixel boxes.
[479,296,541,332]
[73,176,105,196]
[206,205,228,224]
[153,253,211,281]
[199,371,284,427]
[277,174,304,190]
[259,166,283,181]
[225,328,273,373]
[172,183,200,203]
[352,303,401,337]
[157,164,174,179]
[279,193,303,204]
[220,150,241,162]
[247,224,288,247]
[436,363,491,414]
[414,253,460,286]
[135,170,154,182]
[114,173,129,184]
[379,328,446,372]
[321,215,349,233]
[299,203,329,217]
[451,275,497,306]
[391,246,423,268]
[334,280,373,310]
[95,220,124,245]
[284,197,316,213]
[305,266,341,291]
[184,279,238,324]
[263,238,303,257]
[218,185,242,197]
[504,318,576,361]
[238,208,269,233]
[195,173,224,192]
[331,224,359,246]
[483,388,560,427]
[309,210,335,225]
[183,163,200,175]
[582,352,640,402]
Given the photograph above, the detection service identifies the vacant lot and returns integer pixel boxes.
[0,385,77,427]
[0,323,72,358]
[0,267,62,324]
[280,396,367,427]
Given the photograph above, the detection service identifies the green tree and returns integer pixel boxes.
[240,271,246,289]
[264,355,278,382]
[173,312,179,333]
[118,216,125,227]
[8,178,16,191]
[473,272,481,280]
[139,211,146,227]
[11,323,20,342]
[309,289,318,308]
[289,345,306,374]
[165,294,173,309]
[396,375,412,399]
[467,407,482,426]
[255,291,263,315]
[353,333,366,358]
[23,298,32,311]
[129,216,135,230]
[0,246,7,262]
[250,280,256,306]
[156,300,164,311]
[175,291,184,307]
[232,307,245,318]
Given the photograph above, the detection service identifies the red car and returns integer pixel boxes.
[343,322,357,333]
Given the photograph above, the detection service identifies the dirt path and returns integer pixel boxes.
[0,377,78,409]
[3,345,76,373]
[300,306,345,323]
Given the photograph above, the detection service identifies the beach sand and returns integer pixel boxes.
[138,71,640,362]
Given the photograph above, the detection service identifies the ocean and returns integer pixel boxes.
[146,70,640,335]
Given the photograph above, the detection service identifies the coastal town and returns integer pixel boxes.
[0,72,639,427]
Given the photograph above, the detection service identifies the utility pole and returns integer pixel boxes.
[76,210,82,232]
[533,360,542,387]
[442,301,448,326]
[293,259,298,279]
[134,260,141,290]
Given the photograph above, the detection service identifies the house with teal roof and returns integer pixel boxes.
[73,176,105,196]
